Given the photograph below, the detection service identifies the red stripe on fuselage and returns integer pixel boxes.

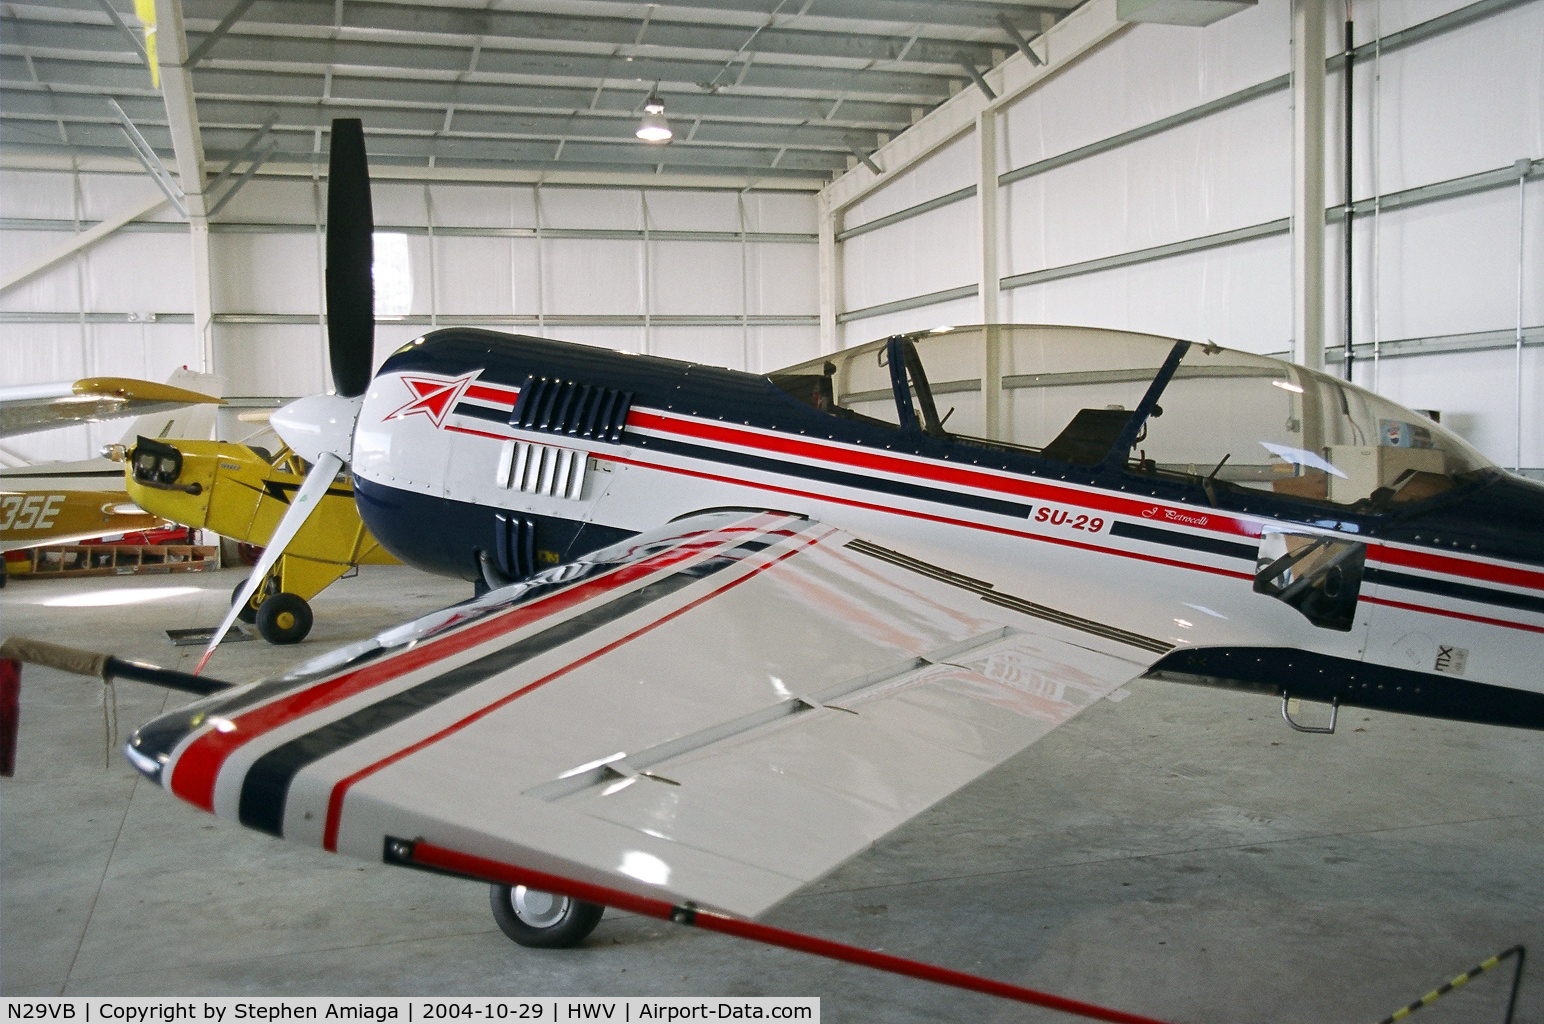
[1362,596,1544,634]
[166,518,789,813]
[464,382,518,405]
[1367,547,1544,593]
[627,410,1262,540]
[621,414,1544,604]
[602,452,1256,583]
[406,374,1543,612]
[321,524,833,851]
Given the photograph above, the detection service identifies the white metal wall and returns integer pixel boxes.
[0,173,820,462]
[1,169,199,463]
[826,0,1544,472]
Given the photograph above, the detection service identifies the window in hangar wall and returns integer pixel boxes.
[372,233,413,320]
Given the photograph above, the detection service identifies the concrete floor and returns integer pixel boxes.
[1,563,1540,1023]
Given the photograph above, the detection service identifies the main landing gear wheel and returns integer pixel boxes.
[489,884,604,948]
[256,592,313,644]
[231,578,260,624]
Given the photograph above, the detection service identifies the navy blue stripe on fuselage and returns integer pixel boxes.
[633,433,1034,522]
[1365,567,1544,617]
[455,402,508,426]
[1111,521,1256,562]
[233,523,809,837]
[449,396,1038,522]
[440,399,1543,622]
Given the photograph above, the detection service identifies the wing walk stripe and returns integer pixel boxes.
[320,524,832,852]
[845,539,1174,655]
[229,520,820,838]
[167,515,791,812]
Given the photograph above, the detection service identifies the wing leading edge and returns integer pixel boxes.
[0,375,224,439]
[129,510,1164,918]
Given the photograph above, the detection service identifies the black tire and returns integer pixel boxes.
[231,578,260,624]
[488,884,604,948]
[256,592,312,644]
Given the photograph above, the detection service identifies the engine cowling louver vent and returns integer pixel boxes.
[510,377,632,443]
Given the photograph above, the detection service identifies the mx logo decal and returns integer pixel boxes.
[385,373,478,428]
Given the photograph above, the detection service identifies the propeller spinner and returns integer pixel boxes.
[196,119,376,674]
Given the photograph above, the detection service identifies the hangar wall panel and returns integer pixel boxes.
[540,188,645,231]
[1364,4,1544,193]
[842,132,976,228]
[747,244,820,317]
[74,173,180,223]
[749,325,822,372]
[1,230,88,314]
[85,232,194,313]
[741,193,820,234]
[852,296,982,343]
[1003,232,1294,352]
[542,237,646,316]
[840,201,977,315]
[211,233,320,315]
[1365,185,1538,343]
[1,170,79,219]
[426,183,538,229]
[204,178,317,225]
[1001,92,1294,279]
[432,236,521,316]
[645,190,743,232]
[824,0,1543,471]
[1,173,819,461]
[651,241,744,316]
[216,324,328,398]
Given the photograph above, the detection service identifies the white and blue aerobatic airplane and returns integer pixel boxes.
[5,120,1540,1019]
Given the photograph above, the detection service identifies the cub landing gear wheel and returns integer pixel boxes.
[489,884,604,948]
[256,592,312,644]
[231,578,260,623]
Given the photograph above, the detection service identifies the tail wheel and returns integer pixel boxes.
[489,884,604,948]
[256,592,313,645]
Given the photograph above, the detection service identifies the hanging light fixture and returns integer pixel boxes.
[636,89,672,143]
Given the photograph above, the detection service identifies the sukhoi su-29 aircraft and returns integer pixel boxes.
[5,119,1540,1017]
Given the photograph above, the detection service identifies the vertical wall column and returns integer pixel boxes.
[1292,0,1327,371]
[817,192,839,353]
[977,111,1000,327]
[189,218,215,379]
[154,0,215,378]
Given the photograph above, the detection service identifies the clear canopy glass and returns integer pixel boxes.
[772,325,1495,510]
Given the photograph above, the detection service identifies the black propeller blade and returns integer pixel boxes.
[324,118,375,400]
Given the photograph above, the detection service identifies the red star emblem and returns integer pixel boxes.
[385,373,477,427]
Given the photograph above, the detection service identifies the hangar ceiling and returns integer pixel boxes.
[0,0,1083,185]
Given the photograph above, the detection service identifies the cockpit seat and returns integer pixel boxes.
[1040,408,1132,466]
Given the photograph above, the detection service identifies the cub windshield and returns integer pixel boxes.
[771,325,1495,510]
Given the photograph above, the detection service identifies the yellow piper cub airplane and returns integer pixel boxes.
[0,371,224,569]
[123,434,395,644]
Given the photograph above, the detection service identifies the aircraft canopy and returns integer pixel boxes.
[773,325,1495,511]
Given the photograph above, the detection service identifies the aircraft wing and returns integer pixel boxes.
[132,510,1170,918]
[0,376,224,439]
